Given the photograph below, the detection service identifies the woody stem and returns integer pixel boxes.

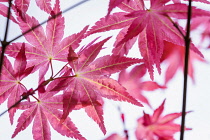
[180,0,192,139]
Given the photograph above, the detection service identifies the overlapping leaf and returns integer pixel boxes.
[6,0,88,80]
[161,41,205,84]
[14,0,30,13]
[135,100,191,140]
[51,37,143,134]
[118,64,166,107]
[12,85,85,140]
[88,0,209,79]
[191,16,210,48]
[0,44,33,124]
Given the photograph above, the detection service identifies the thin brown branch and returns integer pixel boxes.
[180,0,192,139]
[3,0,12,41]
[0,0,13,77]
[0,89,34,117]
[0,75,54,117]
[117,106,129,140]
[166,14,185,38]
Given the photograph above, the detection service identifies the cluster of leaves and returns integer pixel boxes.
[0,0,210,139]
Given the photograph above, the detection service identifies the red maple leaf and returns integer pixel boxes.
[6,0,87,80]
[11,84,85,140]
[161,41,205,84]
[50,37,143,134]
[0,44,34,124]
[87,0,208,79]
[135,100,191,140]
[118,64,166,108]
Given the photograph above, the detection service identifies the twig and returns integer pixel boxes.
[165,14,185,38]
[0,75,54,117]
[117,106,129,140]
[0,89,33,117]
[0,0,13,76]
[180,0,192,139]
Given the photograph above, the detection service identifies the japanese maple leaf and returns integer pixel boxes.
[135,100,191,140]
[0,44,34,124]
[118,64,166,108]
[12,84,85,140]
[51,37,143,134]
[191,16,210,48]
[6,0,87,80]
[87,0,209,79]
[161,41,205,84]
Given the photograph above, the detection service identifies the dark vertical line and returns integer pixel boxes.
[3,0,12,41]
[117,106,129,140]
[180,0,192,139]
[0,0,13,75]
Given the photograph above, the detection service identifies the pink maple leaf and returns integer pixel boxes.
[50,37,143,134]
[87,0,208,79]
[135,100,191,140]
[6,0,87,80]
[118,64,166,108]
[0,44,34,124]
[191,16,210,48]
[161,41,206,84]
[12,84,85,140]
